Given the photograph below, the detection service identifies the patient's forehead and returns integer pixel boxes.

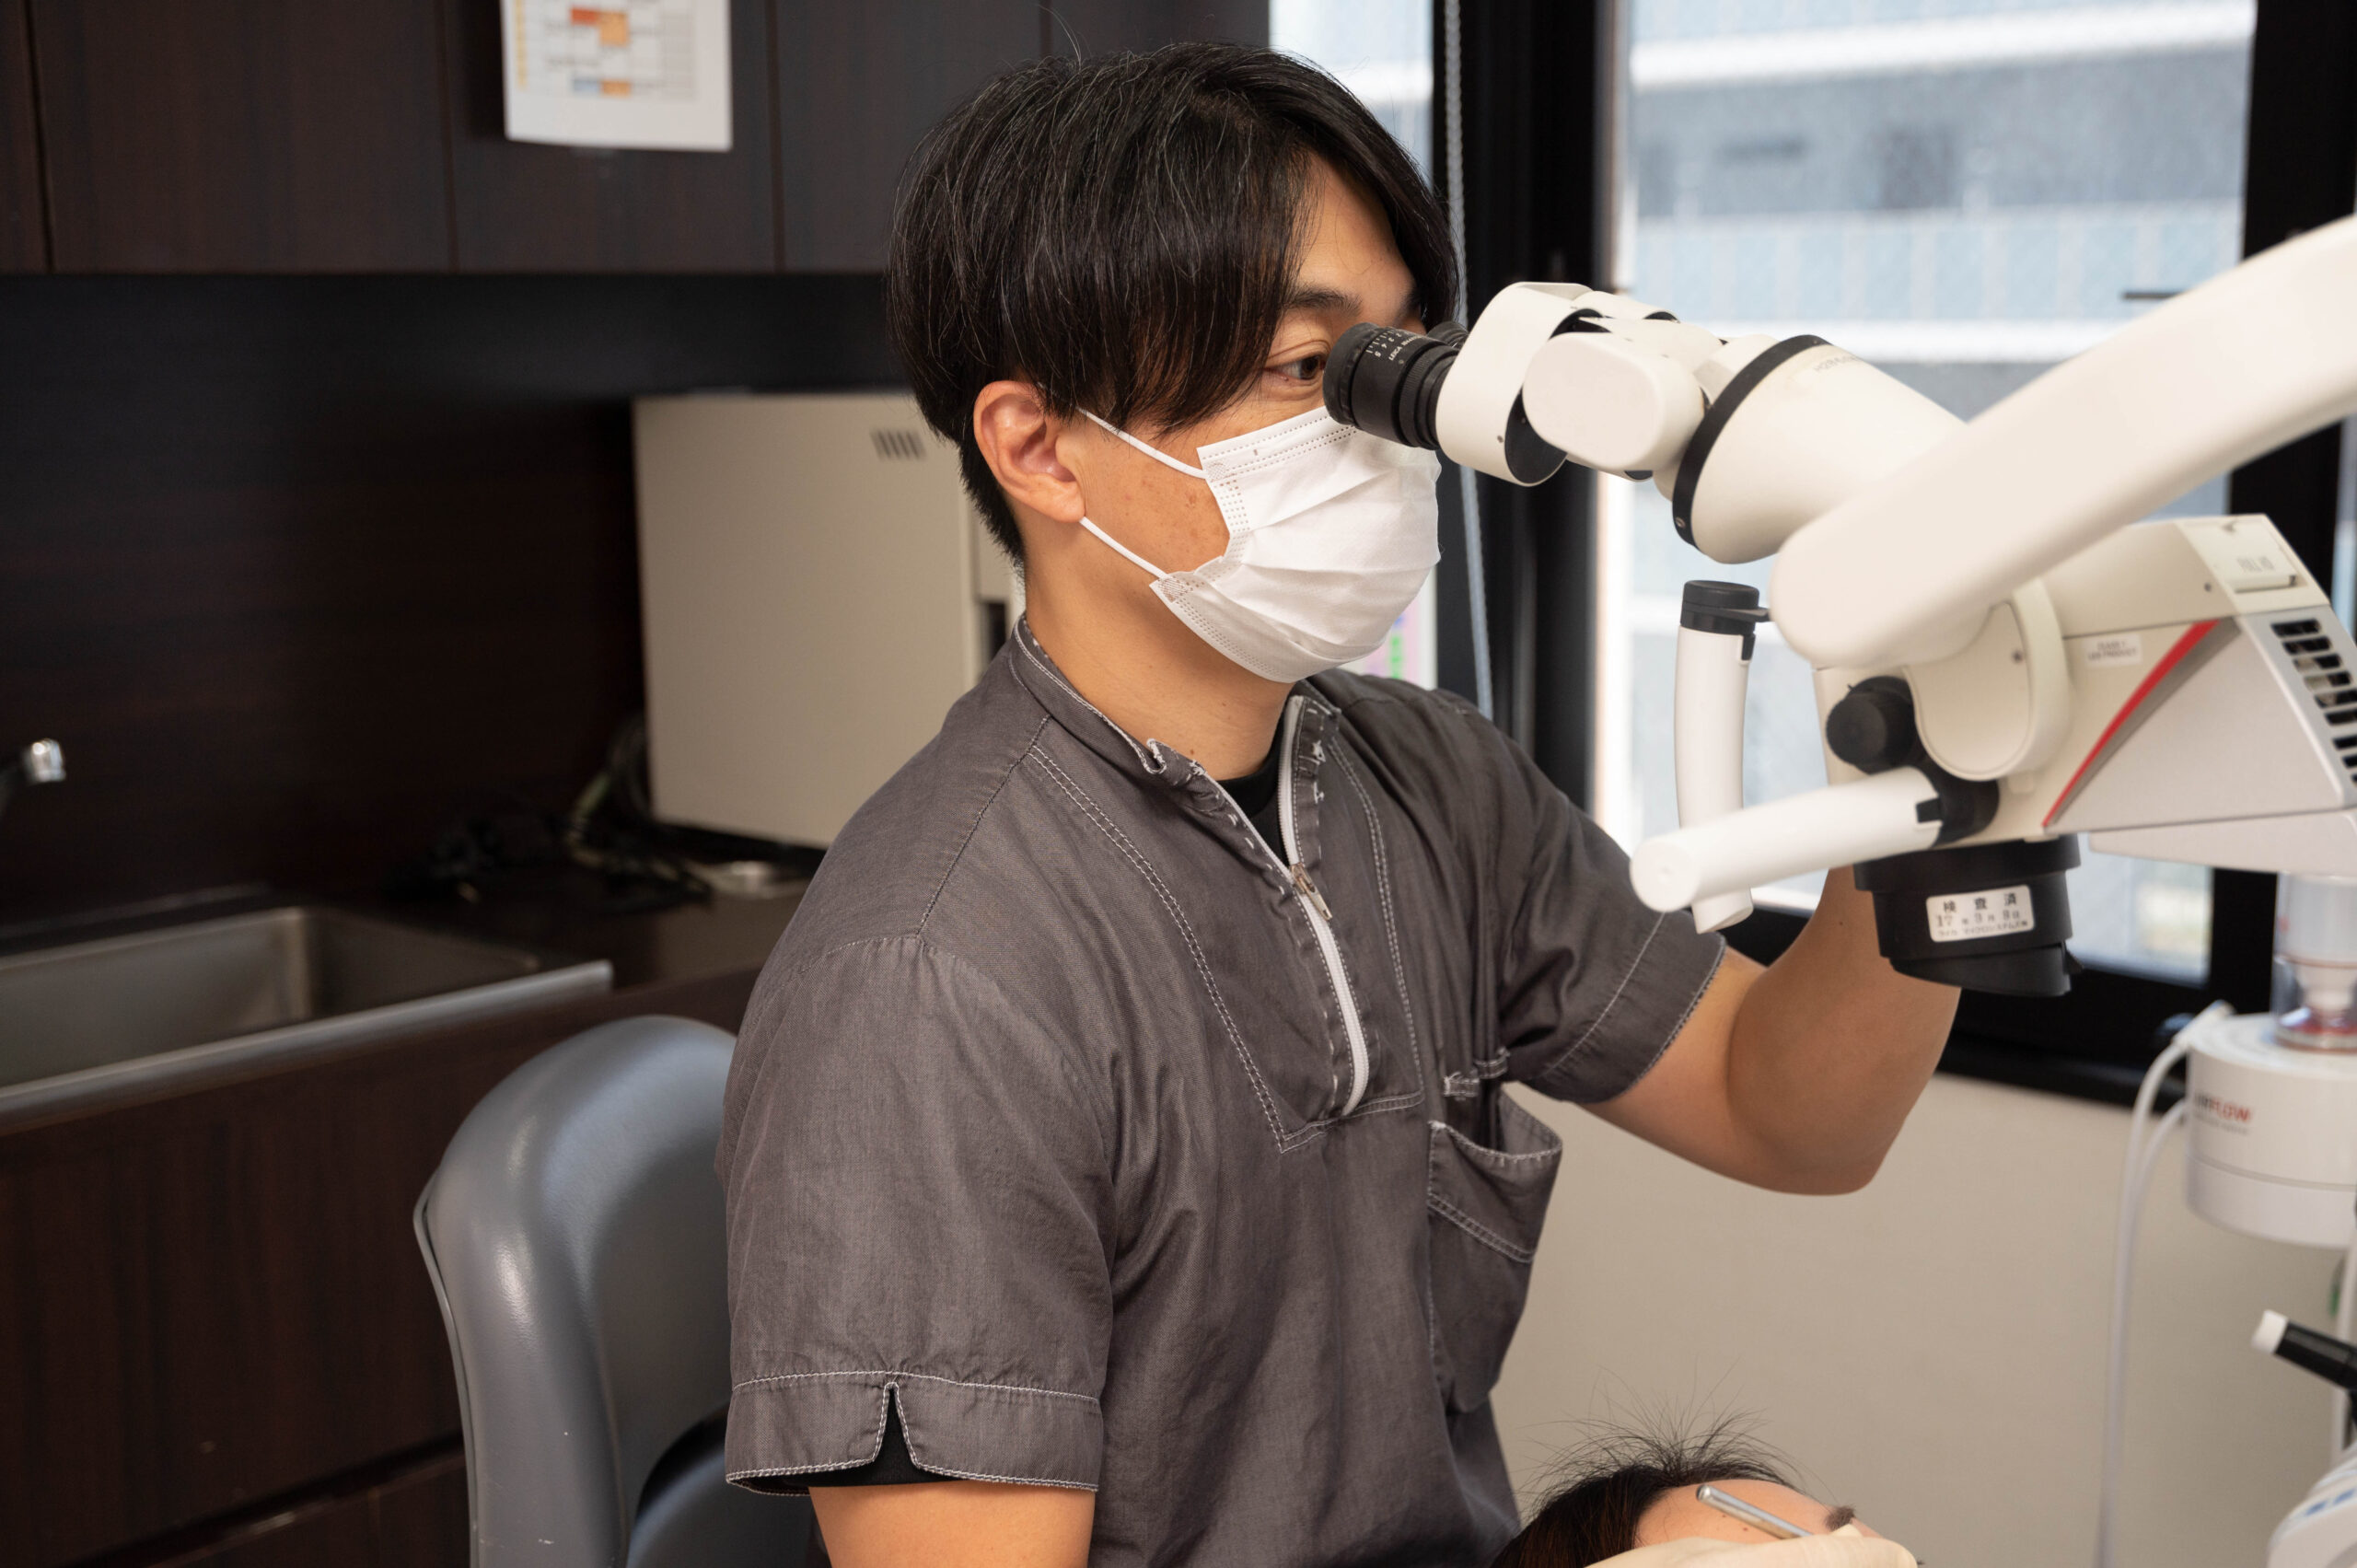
[1636,1478,1864,1545]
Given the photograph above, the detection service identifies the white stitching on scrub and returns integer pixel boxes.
[728,1462,1097,1490]
[1028,725,1425,1143]
[1028,748,1322,1153]
[917,712,1051,935]
[1016,628,1155,770]
[1334,744,1426,1102]
[1530,910,1669,1087]
[1427,1191,1539,1265]
[731,1367,1102,1405]
[724,1376,1100,1489]
[893,1467,1096,1491]
[895,1383,1099,1491]
[1433,1118,1562,1167]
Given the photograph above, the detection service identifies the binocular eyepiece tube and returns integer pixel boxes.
[1322,321,1466,450]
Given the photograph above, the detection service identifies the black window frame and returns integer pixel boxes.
[1431,0,2357,1100]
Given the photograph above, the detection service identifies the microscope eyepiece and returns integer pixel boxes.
[1323,321,1465,450]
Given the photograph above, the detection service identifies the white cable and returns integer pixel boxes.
[2335,1231,2357,1457]
[2095,1004,2221,1568]
[2098,1095,2189,1568]
[1440,0,1492,721]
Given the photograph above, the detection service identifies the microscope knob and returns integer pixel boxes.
[1826,676,1919,774]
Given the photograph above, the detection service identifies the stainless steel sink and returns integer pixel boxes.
[0,904,611,1121]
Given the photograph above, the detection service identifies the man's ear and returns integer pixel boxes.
[972,380,1085,527]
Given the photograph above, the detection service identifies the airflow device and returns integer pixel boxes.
[871,429,927,460]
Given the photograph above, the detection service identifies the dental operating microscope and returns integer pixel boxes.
[1326,215,2357,1566]
[1323,214,2357,998]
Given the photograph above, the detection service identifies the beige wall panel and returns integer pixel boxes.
[1493,1074,2337,1568]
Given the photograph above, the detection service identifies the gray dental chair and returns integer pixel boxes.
[415,1015,813,1567]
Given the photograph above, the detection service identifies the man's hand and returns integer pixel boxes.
[1590,868,1958,1194]
[808,1481,1095,1568]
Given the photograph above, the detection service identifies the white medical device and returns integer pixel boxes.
[2254,1311,2357,1568]
[633,391,1018,848]
[2096,877,2357,1568]
[1323,214,2357,994]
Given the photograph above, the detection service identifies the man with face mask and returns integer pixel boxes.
[715,43,1961,1568]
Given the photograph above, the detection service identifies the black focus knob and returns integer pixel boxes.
[1825,676,1919,774]
[1678,580,1768,636]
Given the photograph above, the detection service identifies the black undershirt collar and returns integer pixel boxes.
[1217,739,1285,856]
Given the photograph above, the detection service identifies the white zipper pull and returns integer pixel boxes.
[1290,863,1333,922]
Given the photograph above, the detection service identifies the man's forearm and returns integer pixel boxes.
[811,1481,1095,1568]
[1724,867,1958,1190]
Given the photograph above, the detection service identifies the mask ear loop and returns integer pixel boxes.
[1074,411,1211,580]
[1076,515,1169,580]
[1085,411,1208,479]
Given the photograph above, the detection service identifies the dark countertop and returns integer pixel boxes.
[0,877,805,996]
[379,881,805,993]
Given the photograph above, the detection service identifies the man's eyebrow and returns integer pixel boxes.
[1825,1504,1857,1530]
[1282,283,1423,331]
[1283,284,1362,316]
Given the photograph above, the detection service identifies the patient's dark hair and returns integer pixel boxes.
[1491,1422,1799,1568]
[885,41,1457,561]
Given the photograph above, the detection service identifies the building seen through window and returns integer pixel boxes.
[1272,0,1434,175]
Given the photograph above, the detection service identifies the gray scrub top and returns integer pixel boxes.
[718,621,1724,1567]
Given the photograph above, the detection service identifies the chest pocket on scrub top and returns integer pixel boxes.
[1424,1094,1562,1415]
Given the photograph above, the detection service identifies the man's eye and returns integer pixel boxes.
[1271,354,1326,383]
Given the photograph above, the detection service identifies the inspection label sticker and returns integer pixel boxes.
[1926,885,2035,942]
[2082,633,2144,668]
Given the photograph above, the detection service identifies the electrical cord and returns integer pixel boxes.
[2335,1226,2357,1456]
[2097,1097,2189,1568]
[389,714,806,912]
[560,714,711,902]
[2096,1002,2224,1568]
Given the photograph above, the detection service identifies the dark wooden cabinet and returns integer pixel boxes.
[0,965,761,1568]
[364,1452,472,1568]
[32,0,453,272]
[10,0,1272,276]
[0,0,42,271]
[1046,0,1269,58]
[152,1450,467,1568]
[770,0,1269,273]
[444,0,781,272]
[772,0,1037,272]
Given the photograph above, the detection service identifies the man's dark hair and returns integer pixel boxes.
[1490,1422,1802,1568]
[885,41,1457,560]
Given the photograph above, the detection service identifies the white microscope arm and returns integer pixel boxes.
[1774,213,2357,669]
[1387,217,2357,923]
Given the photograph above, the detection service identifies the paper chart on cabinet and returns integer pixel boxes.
[501,0,731,151]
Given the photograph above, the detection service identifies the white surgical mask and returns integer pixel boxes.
[1077,406,1442,683]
